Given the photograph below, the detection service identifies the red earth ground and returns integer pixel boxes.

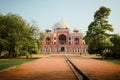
[69,55,120,80]
[0,54,120,80]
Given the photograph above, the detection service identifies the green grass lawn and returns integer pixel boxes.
[74,54,120,65]
[102,59,120,65]
[0,58,37,70]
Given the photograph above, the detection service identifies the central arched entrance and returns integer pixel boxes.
[59,34,66,45]
[61,47,65,52]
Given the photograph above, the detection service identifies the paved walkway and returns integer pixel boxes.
[0,56,77,80]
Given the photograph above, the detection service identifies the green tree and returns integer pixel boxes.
[26,26,40,57]
[39,32,44,49]
[84,6,113,58]
[110,34,120,58]
[0,39,8,57]
[0,14,9,57]
[0,13,43,58]
[0,13,44,58]
[3,13,29,57]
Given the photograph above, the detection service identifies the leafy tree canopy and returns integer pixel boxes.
[0,13,44,58]
[84,6,114,58]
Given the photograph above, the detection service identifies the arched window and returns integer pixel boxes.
[59,34,66,45]
[74,37,79,45]
[46,37,51,45]
[69,37,71,40]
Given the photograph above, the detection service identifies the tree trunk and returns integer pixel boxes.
[30,53,32,58]
[8,49,12,57]
[26,56,29,59]
[102,53,105,59]
[0,51,1,58]
[8,47,15,58]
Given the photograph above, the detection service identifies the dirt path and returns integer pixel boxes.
[0,54,120,80]
[0,56,77,80]
[70,56,120,80]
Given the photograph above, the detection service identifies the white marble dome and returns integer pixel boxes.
[54,19,70,29]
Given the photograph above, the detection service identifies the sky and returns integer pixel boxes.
[0,0,120,33]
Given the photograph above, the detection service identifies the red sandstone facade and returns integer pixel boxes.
[40,20,87,54]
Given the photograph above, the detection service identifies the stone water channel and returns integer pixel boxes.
[64,55,90,80]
